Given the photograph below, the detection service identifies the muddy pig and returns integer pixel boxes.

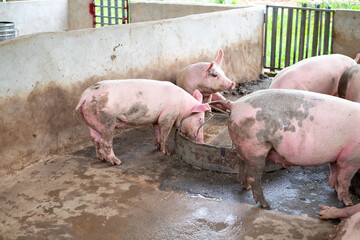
[338,65,360,102]
[176,49,236,109]
[228,89,360,208]
[269,54,360,96]
[319,204,360,240]
[76,79,211,165]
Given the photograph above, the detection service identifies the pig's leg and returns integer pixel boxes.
[153,124,161,149]
[157,115,176,155]
[237,158,251,190]
[319,204,360,219]
[99,129,121,165]
[92,114,121,165]
[245,155,270,208]
[336,164,359,206]
[89,127,106,161]
[235,144,270,208]
[329,162,339,191]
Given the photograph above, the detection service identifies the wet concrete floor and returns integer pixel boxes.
[1,126,358,239]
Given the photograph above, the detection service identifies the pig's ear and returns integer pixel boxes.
[193,89,203,103]
[215,49,223,65]
[191,103,211,113]
[203,62,214,77]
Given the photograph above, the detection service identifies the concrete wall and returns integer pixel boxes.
[0,6,264,176]
[333,10,360,59]
[0,0,67,36]
[68,0,93,30]
[130,1,247,23]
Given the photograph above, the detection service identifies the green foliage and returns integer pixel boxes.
[298,0,360,9]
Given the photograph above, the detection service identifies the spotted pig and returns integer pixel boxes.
[76,79,211,165]
[228,89,360,208]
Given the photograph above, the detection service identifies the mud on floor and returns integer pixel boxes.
[0,126,339,239]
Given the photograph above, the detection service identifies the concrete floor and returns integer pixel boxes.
[2,125,358,239]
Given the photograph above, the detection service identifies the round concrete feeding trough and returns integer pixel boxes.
[175,112,282,174]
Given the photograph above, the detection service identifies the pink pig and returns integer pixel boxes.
[176,49,236,109]
[228,89,360,208]
[338,65,360,102]
[319,204,360,240]
[76,79,211,165]
[269,54,360,96]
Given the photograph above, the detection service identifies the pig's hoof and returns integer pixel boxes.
[106,157,122,166]
[318,206,336,219]
[261,202,270,209]
[154,142,161,149]
[112,157,122,165]
[343,197,353,206]
[163,150,173,156]
[113,159,122,165]
[257,198,270,209]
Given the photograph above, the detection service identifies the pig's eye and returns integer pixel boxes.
[211,73,218,78]
[199,118,203,124]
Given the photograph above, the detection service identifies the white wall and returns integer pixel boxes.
[0,0,67,36]
[333,10,360,59]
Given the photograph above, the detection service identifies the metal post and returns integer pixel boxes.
[299,3,307,61]
[270,7,278,71]
[285,8,293,67]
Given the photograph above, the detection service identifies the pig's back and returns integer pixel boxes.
[100,79,185,100]
[92,79,192,117]
[230,89,360,165]
[270,54,357,95]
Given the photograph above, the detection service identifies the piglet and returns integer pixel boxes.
[76,79,211,165]
[270,54,360,96]
[176,49,236,109]
[319,204,360,240]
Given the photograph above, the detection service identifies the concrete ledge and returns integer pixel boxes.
[130,1,250,23]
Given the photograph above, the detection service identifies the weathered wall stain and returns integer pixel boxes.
[0,42,259,175]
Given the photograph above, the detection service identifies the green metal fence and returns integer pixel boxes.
[91,0,129,27]
[264,4,335,71]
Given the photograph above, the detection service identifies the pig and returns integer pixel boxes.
[75,79,211,165]
[227,89,360,208]
[269,54,360,96]
[176,49,236,109]
[338,65,360,102]
[319,204,360,240]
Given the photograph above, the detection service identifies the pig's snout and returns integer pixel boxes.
[230,82,236,90]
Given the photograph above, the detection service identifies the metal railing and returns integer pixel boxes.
[264,5,335,71]
[90,0,129,28]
